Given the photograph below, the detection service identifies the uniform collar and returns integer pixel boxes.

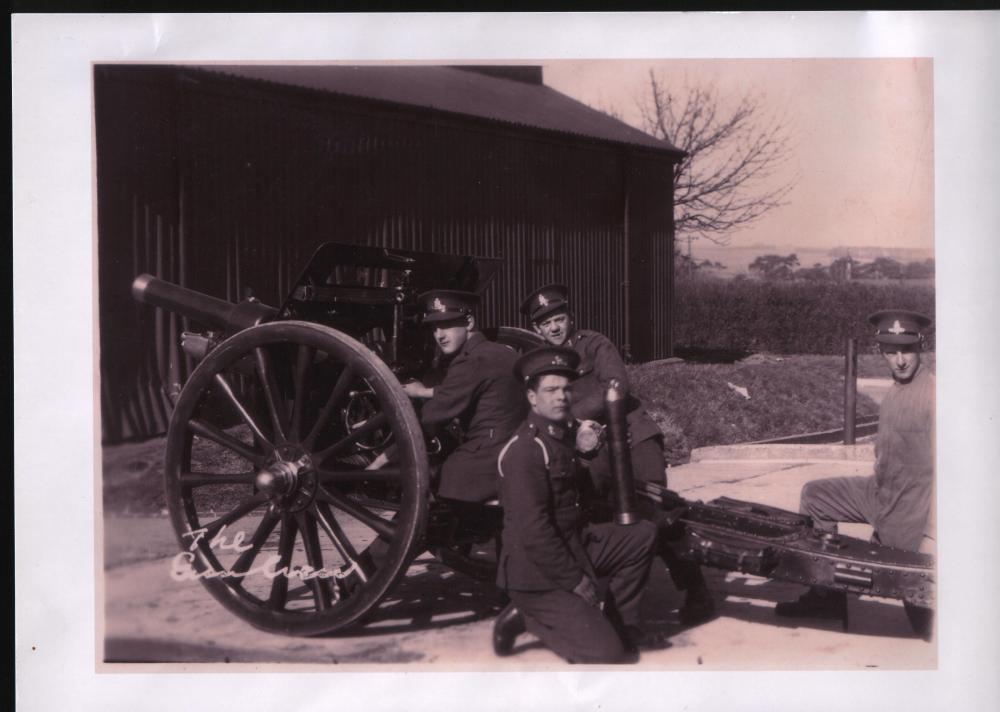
[445,331,485,364]
[528,412,573,442]
[565,329,587,348]
[462,331,486,354]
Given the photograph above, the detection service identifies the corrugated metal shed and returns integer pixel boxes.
[96,64,681,442]
[198,64,682,155]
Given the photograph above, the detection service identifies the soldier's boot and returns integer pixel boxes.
[664,555,717,626]
[678,583,717,626]
[492,603,526,656]
[775,587,848,630]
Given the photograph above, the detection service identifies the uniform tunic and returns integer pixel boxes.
[497,414,591,592]
[564,329,666,492]
[801,365,935,551]
[565,329,661,444]
[421,331,525,502]
[497,412,657,663]
[873,365,935,545]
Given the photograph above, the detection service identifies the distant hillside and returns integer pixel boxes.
[826,245,936,262]
[689,243,935,276]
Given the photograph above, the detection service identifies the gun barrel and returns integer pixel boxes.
[605,378,640,525]
[132,273,277,333]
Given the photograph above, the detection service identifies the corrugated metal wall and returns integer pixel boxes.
[96,67,677,442]
[96,69,182,440]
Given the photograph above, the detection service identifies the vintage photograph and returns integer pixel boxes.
[15,11,1000,712]
[96,58,937,668]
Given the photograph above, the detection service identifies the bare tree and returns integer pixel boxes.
[638,72,796,248]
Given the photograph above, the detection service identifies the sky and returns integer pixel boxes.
[543,59,934,254]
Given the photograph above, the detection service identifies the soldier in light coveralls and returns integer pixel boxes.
[775,309,935,637]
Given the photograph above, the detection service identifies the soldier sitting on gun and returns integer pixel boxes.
[381,289,526,504]
[353,290,525,588]
[775,310,935,638]
[519,284,715,625]
[492,347,658,663]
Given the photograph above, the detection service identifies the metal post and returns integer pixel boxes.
[844,337,857,445]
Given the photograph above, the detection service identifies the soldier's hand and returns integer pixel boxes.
[366,452,390,470]
[575,420,605,454]
[402,380,433,400]
[572,576,600,607]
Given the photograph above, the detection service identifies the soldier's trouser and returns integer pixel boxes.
[800,475,931,552]
[510,520,657,664]
[510,588,629,664]
[591,436,707,591]
[800,475,935,632]
[635,497,708,591]
[800,475,881,535]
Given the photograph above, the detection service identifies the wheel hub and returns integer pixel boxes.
[255,445,318,512]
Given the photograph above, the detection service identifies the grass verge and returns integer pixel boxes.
[630,354,895,464]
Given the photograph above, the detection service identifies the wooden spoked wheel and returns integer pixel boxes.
[163,321,429,636]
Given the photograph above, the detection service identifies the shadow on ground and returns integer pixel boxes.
[701,568,923,639]
[342,555,508,637]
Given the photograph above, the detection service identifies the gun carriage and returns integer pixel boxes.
[132,242,933,638]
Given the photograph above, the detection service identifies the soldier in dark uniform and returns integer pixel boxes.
[352,290,523,590]
[775,310,935,637]
[401,289,526,503]
[519,284,715,625]
[492,347,657,663]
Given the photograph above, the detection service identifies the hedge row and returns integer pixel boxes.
[672,278,936,355]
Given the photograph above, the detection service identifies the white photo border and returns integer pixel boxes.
[13,10,1000,712]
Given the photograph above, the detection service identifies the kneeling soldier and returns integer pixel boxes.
[520,284,715,625]
[492,347,657,663]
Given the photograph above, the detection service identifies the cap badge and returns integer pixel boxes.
[552,355,567,366]
[432,298,447,312]
[887,320,906,335]
[538,294,549,307]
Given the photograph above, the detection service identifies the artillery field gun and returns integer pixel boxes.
[131,241,934,638]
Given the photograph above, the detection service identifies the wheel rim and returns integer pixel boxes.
[164,321,429,636]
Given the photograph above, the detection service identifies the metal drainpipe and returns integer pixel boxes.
[622,181,632,364]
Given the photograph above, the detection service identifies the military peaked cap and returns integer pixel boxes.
[520,284,570,323]
[867,309,932,345]
[418,290,480,323]
[513,346,581,383]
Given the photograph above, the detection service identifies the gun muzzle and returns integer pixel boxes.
[132,273,277,333]
[605,378,640,525]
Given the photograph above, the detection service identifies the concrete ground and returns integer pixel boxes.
[102,438,935,670]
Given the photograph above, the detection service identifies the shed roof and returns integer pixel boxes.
[191,64,682,157]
